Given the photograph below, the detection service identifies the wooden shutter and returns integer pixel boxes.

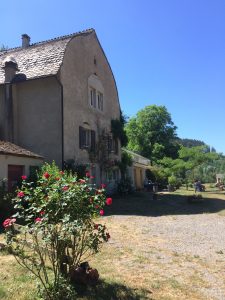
[79,126,85,149]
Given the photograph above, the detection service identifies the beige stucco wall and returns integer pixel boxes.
[11,77,62,166]
[0,154,43,180]
[59,32,121,183]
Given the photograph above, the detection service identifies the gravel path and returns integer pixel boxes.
[108,213,225,300]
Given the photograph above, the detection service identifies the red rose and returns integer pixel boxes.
[40,211,45,216]
[94,224,99,230]
[101,183,106,189]
[100,209,104,216]
[106,198,112,206]
[17,191,25,198]
[21,175,27,180]
[3,218,16,228]
[43,172,50,179]
[95,205,99,209]
[35,217,42,223]
[62,186,69,191]
[86,172,90,177]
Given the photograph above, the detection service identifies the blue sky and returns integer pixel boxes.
[1,0,225,153]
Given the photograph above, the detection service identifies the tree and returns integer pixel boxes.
[0,44,8,51]
[177,138,206,148]
[125,105,178,161]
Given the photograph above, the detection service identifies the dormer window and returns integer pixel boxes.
[88,74,104,112]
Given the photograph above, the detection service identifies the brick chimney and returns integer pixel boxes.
[2,56,19,83]
[22,34,30,48]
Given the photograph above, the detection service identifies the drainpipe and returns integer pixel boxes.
[55,76,64,170]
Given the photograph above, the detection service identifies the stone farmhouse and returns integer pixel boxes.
[0,29,121,188]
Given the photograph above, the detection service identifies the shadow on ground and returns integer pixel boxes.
[76,280,151,300]
[104,191,225,217]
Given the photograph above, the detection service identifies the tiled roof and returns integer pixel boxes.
[0,29,94,84]
[0,141,43,159]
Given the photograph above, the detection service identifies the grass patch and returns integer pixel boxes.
[0,286,6,299]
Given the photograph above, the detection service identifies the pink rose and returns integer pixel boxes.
[21,175,27,180]
[40,211,45,216]
[17,191,25,198]
[100,209,104,216]
[35,217,42,223]
[101,183,106,189]
[86,172,90,177]
[106,198,112,206]
[79,179,86,184]
[3,218,16,228]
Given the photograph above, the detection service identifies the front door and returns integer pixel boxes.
[8,165,24,192]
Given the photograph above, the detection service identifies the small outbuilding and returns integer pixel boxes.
[125,149,151,190]
[0,141,43,191]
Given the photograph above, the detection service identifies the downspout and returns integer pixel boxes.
[4,83,13,142]
[55,76,64,170]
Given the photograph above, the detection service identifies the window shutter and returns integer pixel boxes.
[79,126,84,149]
[91,130,96,152]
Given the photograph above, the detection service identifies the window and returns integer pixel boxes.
[97,92,103,111]
[79,126,96,151]
[8,165,24,192]
[88,75,104,112]
[107,136,118,155]
[90,87,96,108]
[106,169,119,181]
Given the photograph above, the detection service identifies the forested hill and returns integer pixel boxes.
[177,138,206,148]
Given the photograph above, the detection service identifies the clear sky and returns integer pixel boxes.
[1,0,225,153]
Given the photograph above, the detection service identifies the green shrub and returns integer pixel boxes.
[4,162,111,299]
[117,177,134,194]
[168,175,182,189]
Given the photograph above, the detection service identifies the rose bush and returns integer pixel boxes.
[4,162,111,300]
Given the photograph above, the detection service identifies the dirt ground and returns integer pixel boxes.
[90,190,225,300]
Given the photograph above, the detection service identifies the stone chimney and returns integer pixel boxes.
[2,56,19,83]
[22,34,30,48]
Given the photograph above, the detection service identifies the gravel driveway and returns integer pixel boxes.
[103,192,225,300]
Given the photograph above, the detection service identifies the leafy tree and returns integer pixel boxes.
[111,110,128,147]
[157,145,220,184]
[125,105,178,161]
